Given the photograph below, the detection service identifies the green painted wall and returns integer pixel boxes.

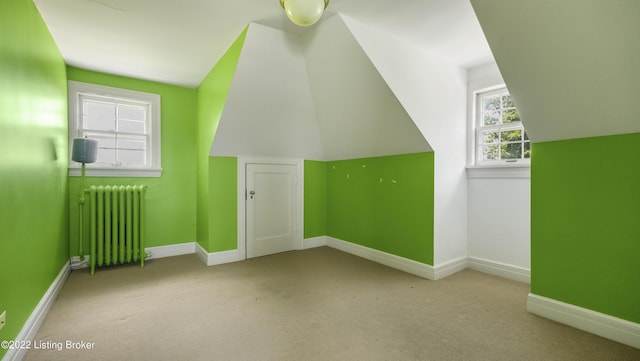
[208,156,238,252]
[0,0,68,356]
[531,133,640,323]
[304,160,328,238]
[327,153,434,264]
[67,67,198,254]
[196,28,247,251]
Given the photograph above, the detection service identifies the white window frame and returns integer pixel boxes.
[470,85,530,169]
[68,81,162,177]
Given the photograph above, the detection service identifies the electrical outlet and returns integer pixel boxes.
[0,311,5,331]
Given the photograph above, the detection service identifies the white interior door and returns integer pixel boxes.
[246,163,298,258]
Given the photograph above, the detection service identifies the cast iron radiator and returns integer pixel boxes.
[88,185,147,275]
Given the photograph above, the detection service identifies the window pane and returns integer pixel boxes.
[524,142,531,159]
[84,100,115,119]
[84,100,116,131]
[482,144,499,161]
[117,149,146,165]
[84,115,115,132]
[502,95,515,108]
[482,130,499,144]
[118,104,146,121]
[502,108,520,123]
[97,148,116,164]
[524,131,530,141]
[118,119,146,134]
[501,143,522,159]
[501,129,522,142]
[482,96,500,125]
[117,138,146,151]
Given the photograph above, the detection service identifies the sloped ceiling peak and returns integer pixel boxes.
[303,14,432,161]
[471,0,640,142]
[211,23,324,160]
[211,17,431,161]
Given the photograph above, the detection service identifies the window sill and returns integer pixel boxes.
[466,164,530,179]
[69,167,162,178]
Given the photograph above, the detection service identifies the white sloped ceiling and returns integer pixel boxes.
[210,23,325,160]
[210,16,431,161]
[471,0,640,142]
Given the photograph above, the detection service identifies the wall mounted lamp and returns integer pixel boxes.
[280,0,329,27]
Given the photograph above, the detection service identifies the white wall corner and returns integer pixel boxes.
[527,293,640,350]
[302,236,329,249]
[2,262,70,361]
[303,236,329,249]
[433,257,468,280]
[468,257,531,284]
[196,243,243,267]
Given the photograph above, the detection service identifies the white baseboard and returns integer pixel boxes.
[303,236,329,249]
[326,237,437,280]
[324,238,529,283]
[434,257,468,280]
[145,242,196,260]
[527,293,640,349]
[70,242,197,271]
[195,243,243,266]
[468,256,531,284]
[2,262,70,361]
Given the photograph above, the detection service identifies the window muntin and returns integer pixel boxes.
[68,81,161,177]
[80,95,150,168]
[475,88,530,165]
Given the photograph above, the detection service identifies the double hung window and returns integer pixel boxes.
[475,87,530,166]
[68,81,161,177]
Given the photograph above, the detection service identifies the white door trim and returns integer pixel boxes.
[237,156,304,260]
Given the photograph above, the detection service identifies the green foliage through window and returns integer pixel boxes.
[476,89,530,164]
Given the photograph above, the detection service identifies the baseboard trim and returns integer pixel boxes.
[145,242,196,260]
[74,240,530,283]
[527,293,640,349]
[2,262,70,361]
[434,257,468,280]
[70,243,198,271]
[468,256,531,284]
[303,236,329,249]
[324,238,530,283]
[196,243,243,266]
[326,237,437,280]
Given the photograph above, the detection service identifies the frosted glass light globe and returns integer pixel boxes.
[282,0,326,27]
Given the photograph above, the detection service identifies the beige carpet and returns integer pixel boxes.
[24,247,640,361]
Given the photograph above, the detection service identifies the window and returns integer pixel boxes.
[68,81,161,177]
[474,87,530,166]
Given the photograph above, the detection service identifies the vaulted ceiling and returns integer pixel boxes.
[33,0,494,88]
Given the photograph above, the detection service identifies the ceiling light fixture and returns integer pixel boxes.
[279,0,329,27]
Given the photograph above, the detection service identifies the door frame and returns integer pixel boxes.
[237,156,304,260]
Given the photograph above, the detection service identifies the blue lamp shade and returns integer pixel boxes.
[71,138,98,164]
